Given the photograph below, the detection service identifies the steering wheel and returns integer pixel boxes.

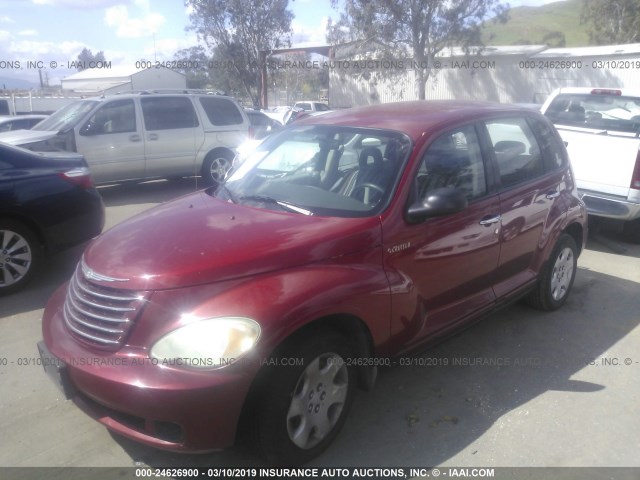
[350,183,385,204]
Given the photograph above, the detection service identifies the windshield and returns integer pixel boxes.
[217,125,411,217]
[544,93,640,134]
[33,100,98,132]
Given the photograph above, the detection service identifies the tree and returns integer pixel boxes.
[581,0,640,45]
[173,46,211,89]
[76,48,106,71]
[185,0,293,107]
[327,0,508,100]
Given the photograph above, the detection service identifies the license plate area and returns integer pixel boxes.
[37,341,75,399]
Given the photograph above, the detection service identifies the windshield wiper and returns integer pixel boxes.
[216,184,238,203]
[238,195,313,215]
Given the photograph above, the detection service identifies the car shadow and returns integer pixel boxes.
[0,243,85,317]
[109,266,640,467]
[97,177,207,208]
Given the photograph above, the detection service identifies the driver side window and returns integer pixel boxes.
[416,125,487,201]
[82,99,136,135]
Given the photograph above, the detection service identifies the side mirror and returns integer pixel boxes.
[80,122,99,136]
[406,187,468,223]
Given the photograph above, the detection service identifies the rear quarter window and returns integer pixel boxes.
[199,97,244,126]
[527,116,567,171]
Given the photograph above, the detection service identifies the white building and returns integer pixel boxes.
[329,43,640,107]
[61,65,186,95]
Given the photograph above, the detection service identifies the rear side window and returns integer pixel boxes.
[315,103,330,111]
[199,97,244,126]
[297,103,311,111]
[141,97,199,130]
[485,118,544,188]
[544,93,640,133]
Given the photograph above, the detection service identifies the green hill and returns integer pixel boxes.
[482,0,593,47]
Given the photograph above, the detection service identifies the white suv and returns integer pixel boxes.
[0,93,250,185]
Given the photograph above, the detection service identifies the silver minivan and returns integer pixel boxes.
[0,93,249,185]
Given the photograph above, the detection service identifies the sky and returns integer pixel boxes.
[0,0,565,87]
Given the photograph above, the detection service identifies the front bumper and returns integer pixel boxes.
[578,190,640,222]
[40,286,255,453]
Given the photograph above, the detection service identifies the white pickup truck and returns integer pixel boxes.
[541,87,640,242]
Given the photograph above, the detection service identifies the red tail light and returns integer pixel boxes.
[59,167,94,189]
[631,151,640,190]
[591,89,622,96]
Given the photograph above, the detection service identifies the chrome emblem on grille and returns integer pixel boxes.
[81,260,129,283]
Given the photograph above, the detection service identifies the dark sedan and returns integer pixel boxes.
[0,142,104,294]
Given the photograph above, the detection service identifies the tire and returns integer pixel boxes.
[201,150,234,186]
[622,218,640,244]
[0,220,41,295]
[526,233,578,311]
[255,330,356,465]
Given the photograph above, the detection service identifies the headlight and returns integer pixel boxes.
[150,317,261,370]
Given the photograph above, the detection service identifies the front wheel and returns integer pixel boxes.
[526,233,577,311]
[255,330,356,465]
[201,150,234,186]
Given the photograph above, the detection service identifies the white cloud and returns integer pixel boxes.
[18,30,38,37]
[0,15,16,23]
[104,5,166,38]
[32,0,126,7]
[291,16,330,47]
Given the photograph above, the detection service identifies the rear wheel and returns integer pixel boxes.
[526,233,577,311]
[0,220,41,295]
[255,330,356,465]
[201,150,234,186]
[623,218,640,244]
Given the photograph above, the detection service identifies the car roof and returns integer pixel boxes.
[296,100,531,142]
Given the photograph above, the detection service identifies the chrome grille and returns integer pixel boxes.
[63,263,147,349]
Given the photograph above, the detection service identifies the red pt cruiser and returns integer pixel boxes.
[38,101,587,464]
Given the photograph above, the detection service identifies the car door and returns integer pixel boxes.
[482,116,568,300]
[385,124,501,353]
[74,98,145,183]
[140,96,204,178]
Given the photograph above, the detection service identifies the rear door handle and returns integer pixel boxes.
[147,133,159,141]
[129,134,141,142]
[479,215,501,226]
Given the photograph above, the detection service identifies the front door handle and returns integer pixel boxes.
[479,215,501,226]
[546,190,560,199]
[129,134,141,142]
[147,133,159,141]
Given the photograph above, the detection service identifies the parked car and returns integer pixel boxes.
[0,114,47,132]
[245,109,283,140]
[38,101,586,464]
[293,100,331,112]
[0,93,250,185]
[0,143,104,294]
[540,87,640,242]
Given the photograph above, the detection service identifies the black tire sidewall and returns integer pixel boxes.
[256,331,356,465]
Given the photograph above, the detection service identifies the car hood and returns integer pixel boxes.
[0,129,58,146]
[82,191,382,291]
